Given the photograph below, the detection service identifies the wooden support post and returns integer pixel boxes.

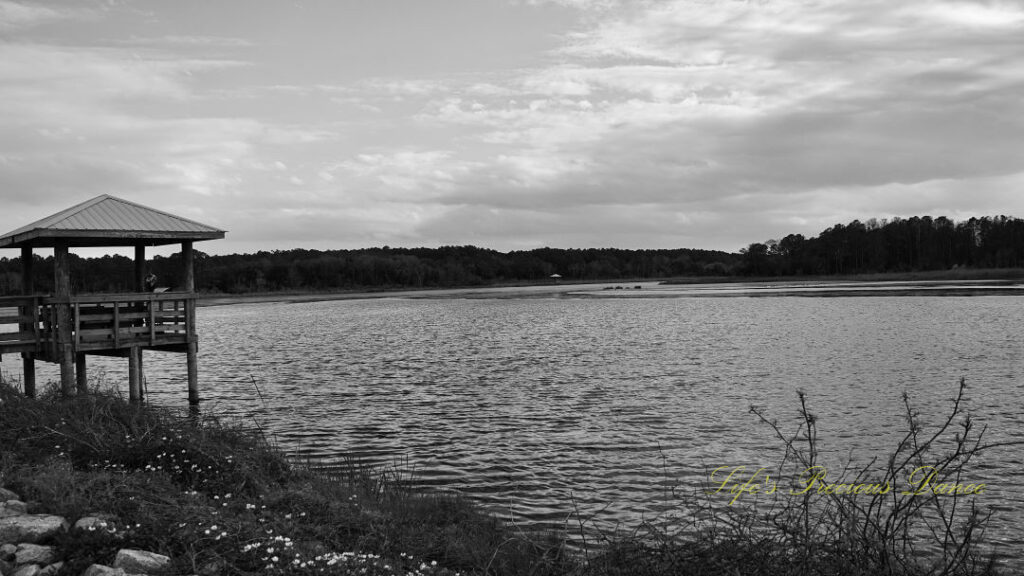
[139,351,145,403]
[134,243,147,404]
[187,339,198,405]
[182,241,199,405]
[76,353,88,394]
[182,241,195,292]
[134,245,146,291]
[54,242,76,396]
[20,246,36,397]
[128,346,141,403]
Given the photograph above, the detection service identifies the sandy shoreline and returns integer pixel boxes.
[196,281,634,306]
[197,277,1024,307]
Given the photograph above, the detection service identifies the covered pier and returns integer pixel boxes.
[0,195,225,404]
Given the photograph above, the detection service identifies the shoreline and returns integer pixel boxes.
[196,281,646,307]
[197,270,1024,307]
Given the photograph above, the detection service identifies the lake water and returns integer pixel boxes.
[8,281,1024,563]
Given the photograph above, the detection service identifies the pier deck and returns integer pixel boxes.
[0,293,196,359]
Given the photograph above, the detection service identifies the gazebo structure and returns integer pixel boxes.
[0,195,225,404]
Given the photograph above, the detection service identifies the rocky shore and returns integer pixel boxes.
[1,486,171,576]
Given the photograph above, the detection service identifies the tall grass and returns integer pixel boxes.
[0,374,1012,575]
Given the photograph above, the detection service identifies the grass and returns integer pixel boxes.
[0,375,1013,575]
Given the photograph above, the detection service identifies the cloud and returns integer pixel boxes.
[4,0,1024,253]
[412,1,1024,229]
[330,150,483,201]
[0,36,265,237]
[519,0,622,10]
[0,0,87,30]
[118,35,255,48]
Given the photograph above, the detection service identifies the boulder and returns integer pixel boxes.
[112,549,171,574]
[0,489,18,502]
[73,517,111,532]
[37,562,63,576]
[0,502,28,519]
[14,545,56,566]
[82,566,127,576]
[11,564,40,576]
[0,515,66,545]
[0,543,16,560]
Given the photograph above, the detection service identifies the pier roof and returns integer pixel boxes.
[0,195,226,248]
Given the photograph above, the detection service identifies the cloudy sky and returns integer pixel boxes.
[2,0,1023,255]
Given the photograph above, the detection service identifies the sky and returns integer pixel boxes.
[1,0,1023,256]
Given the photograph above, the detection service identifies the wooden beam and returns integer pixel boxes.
[54,242,76,396]
[1,229,225,248]
[20,246,35,398]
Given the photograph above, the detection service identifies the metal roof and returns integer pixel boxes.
[0,195,226,248]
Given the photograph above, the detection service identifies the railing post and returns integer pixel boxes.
[113,302,120,348]
[73,302,81,348]
[48,305,57,360]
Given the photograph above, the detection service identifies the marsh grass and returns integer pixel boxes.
[0,374,1013,575]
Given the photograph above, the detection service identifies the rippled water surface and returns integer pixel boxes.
[16,283,1024,561]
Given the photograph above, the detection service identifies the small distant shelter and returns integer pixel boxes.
[0,195,225,404]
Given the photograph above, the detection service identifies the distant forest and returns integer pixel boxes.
[0,215,1022,295]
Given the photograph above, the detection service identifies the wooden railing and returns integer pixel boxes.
[0,295,44,355]
[0,293,196,358]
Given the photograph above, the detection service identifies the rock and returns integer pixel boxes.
[0,543,16,560]
[0,515,66,545]
[112,549,170,574]
[0,502,28,519]
[82,565,126,576]
[198,558,226,576]
[73,517,111,531]
[36,562,62,576]
[0,489,18,502]
[11,564,40,576]
[14,545,56,566]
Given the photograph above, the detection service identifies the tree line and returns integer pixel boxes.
[738,215,1024,276]
[1,214,1022,295]
[0,246,736,295]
